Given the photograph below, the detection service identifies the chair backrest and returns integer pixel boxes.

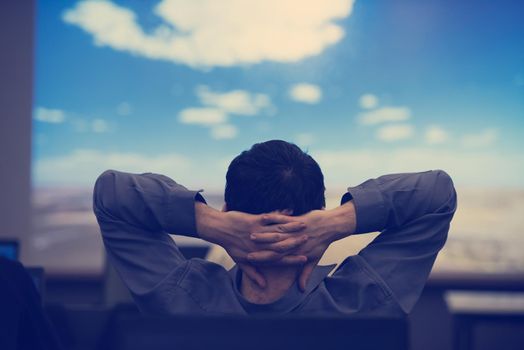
[25,266,45,302]
[100,308,408,350]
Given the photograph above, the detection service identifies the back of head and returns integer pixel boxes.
[225,140,325,216]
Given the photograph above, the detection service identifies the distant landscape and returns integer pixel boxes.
[27,186,524,277]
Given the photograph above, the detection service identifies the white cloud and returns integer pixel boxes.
[116,102,132,116]
[178,108,227,126]
[178,86,273,140]
[71,118,110,133]
[35,149,244,190]
[425,125,448,145]
[62,0,355,68]
[462,128,498,148]
[211,124,238,140]
[35,149,192,186]
[34,107,66,124]
[289,83,323,104]
[359,94,378,109]
[295,133,315,147]
[34,107,113,133]
[92,118,109,133]
[196,85,271,115]
[34,146,524,190]
[358,107,411,125]
[312,148,524,188]
[376,124,414,142]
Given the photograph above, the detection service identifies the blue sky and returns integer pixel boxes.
[33,0,524,190]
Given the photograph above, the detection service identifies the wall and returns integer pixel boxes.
[0,0,34,263]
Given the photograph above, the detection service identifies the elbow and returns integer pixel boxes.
[431,170,457,213]
[92,170,118,218]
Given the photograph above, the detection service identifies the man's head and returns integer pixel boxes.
[225,140,325,216]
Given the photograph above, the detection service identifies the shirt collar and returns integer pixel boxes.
[228,264,337,314]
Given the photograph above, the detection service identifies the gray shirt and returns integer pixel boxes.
[93,170,456,316]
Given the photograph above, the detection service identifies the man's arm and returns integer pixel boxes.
[250,170,456,312]
[93,170,308,293]
[347,170,457,312]
[93,170,204,294]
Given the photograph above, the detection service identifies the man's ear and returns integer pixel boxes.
[222,203,228,212]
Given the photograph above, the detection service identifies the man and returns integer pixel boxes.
[93,140,456,315]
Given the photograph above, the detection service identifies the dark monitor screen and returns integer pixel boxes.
[0,240,19,261]
[454,313,524,350]
[102,312,408,350]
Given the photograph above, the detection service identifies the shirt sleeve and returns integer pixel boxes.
[338,170,457,313]
[92,170,205,295]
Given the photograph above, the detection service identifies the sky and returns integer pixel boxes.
[33,0,524,191]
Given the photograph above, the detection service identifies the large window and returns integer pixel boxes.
[31,0,524,277]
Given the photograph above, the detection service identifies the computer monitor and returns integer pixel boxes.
[101,310,408,350]
[0,239,19,261]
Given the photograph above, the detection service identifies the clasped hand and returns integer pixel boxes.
[225,210,327,291]
[197,202,355,292]
[195,201,356,291]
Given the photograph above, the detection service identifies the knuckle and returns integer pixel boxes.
[276,245,287,253]
[287,240,299,248]
[270,251,281,258]
[293,236,304,244]
[268,251,281,259]
[260,252,271,259]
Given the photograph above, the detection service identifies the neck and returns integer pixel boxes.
[240,266,299,304]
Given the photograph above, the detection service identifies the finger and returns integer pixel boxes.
[278,255,308,265]
[247,250,282,263]
[238,263,266,288]
[250,232,286,243]
[260,213,297,225]
[299,262,316,292]
[267,235,308,253]
[280,209,293,216]
[276,221,306,233]
[252,221,306,235]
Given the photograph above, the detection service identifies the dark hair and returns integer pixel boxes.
[225,140,325,216]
